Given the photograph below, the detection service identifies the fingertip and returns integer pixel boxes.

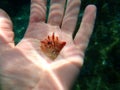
[85,4,97,17]
[0,9,14,45]
[86,4,97,11]
[0,9,11,20]
[0,8,13,29]
[82,4,97,25]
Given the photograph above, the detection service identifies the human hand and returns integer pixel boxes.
[0,0,96,90]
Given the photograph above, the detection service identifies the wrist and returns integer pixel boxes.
[33,70,68,90]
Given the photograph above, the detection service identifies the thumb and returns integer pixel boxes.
[0,9,14,47]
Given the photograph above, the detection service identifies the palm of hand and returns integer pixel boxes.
[0,22,82,90]
[0,0,96,90]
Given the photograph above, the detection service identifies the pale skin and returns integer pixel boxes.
[0,0,96,90]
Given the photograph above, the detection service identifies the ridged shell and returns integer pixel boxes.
[40,33,66,60]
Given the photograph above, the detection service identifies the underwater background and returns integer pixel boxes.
[0,0,120,90]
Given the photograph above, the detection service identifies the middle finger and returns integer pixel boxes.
[48,0,66,26]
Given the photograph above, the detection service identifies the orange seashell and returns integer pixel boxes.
[40,33,66,60]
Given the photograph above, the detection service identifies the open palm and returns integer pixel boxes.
[0,0,96,90]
